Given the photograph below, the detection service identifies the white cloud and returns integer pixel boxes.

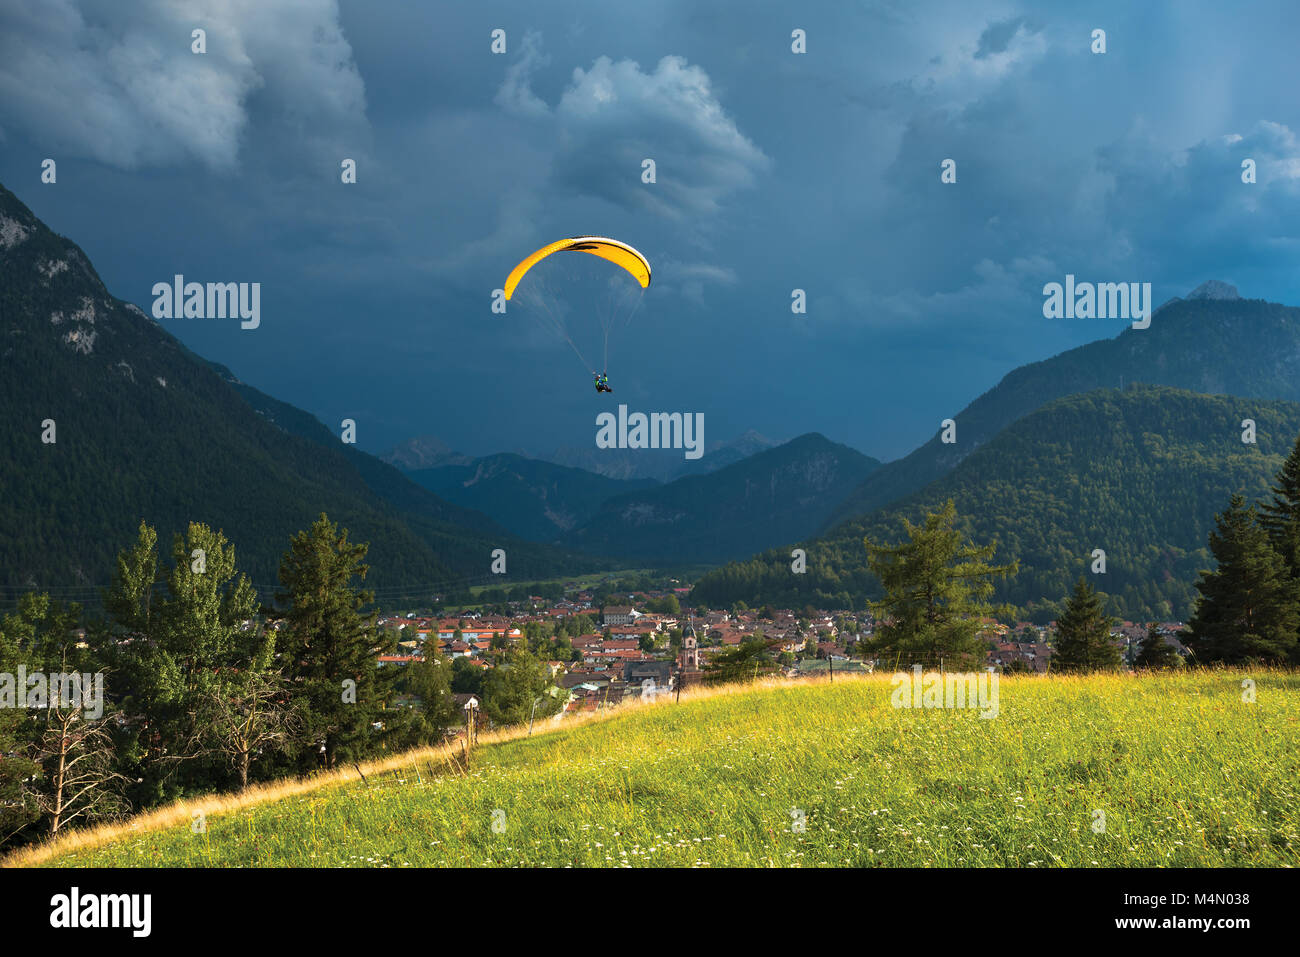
[0,0,367,171]
[497,41,770,221]
[654,259,739,306]
[494,29,550,119]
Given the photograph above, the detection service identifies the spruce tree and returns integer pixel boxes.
[1183,495,1300,664]
[277,514,396,771]
[1052,578,1121,672]
[1258,434,1300,663]
[1259,434,1300,578]
[1134,622,1179,669]
[864,500,1017,669]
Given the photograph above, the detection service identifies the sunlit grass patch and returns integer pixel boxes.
[11,670,1299,868]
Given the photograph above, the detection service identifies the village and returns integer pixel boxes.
[367,582,1191,718]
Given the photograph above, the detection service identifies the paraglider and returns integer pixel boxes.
[503,236,650,392]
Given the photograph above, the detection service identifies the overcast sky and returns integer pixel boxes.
[2,0,1299,461]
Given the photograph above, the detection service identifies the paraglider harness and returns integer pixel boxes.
[594,372,612,393]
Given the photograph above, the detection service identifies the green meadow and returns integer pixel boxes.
[26,670,1300,868]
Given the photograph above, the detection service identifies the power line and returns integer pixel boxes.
[0,570,531,611]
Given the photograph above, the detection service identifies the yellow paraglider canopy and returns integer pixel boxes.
[503,236,651,300]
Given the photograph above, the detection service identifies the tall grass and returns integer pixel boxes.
[9,669,1298,868]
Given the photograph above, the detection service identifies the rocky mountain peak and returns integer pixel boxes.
[1186,280,1240,301]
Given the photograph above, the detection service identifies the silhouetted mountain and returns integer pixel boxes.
[404,453,658,542]
[545,429,781,482]
[381,434,473,470]
[564,433,882,563]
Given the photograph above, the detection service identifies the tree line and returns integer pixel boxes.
[689,388,1300,622]
[714,433,1300,677]
[0,512,565,854]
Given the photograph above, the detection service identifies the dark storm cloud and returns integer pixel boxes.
[974,16,1039,59]
[1,0,1299,462]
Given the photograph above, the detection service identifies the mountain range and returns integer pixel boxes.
[561,433,880,562]
[0,183,590,601]
[8,172,1300,622]
[824,282,1300,529]
[691,385,1300,620]
[384,428,783,482]
[403,453,658,542]
[389,433,880,563]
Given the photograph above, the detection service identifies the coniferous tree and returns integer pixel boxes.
[1134,622,1180,669]
[277,514,397,771]
[1258,435,1300,663]
[864,500,1017,669]
[1052,578,1122,672]
[110,522,258,799]
[1183,495,1300,664]
[408,644,458,741]
[1259,434,1300,578]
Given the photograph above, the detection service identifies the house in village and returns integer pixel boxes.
[601,605,643,627]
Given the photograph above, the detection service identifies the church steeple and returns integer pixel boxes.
[680,616,699,672]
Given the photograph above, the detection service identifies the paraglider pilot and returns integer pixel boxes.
[594,372,612,393]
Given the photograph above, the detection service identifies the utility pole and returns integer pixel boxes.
[463,698,478,769]
[529,687,557,735]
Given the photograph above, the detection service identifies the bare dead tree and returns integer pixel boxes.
[29,707,128,836]
[192,669,302,791]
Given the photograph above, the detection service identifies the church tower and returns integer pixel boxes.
[681,618,699,672]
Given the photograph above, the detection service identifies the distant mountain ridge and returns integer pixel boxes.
[692,386,1300,620]
[383,431,781,481]
[381,435,473,470]
[393,432,877,559]
[563,433,882,563]
[404,453,658,543]
[825,284,1300,529]
[542,429,782,482]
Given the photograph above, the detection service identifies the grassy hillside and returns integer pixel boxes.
[16,670,1298,868]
